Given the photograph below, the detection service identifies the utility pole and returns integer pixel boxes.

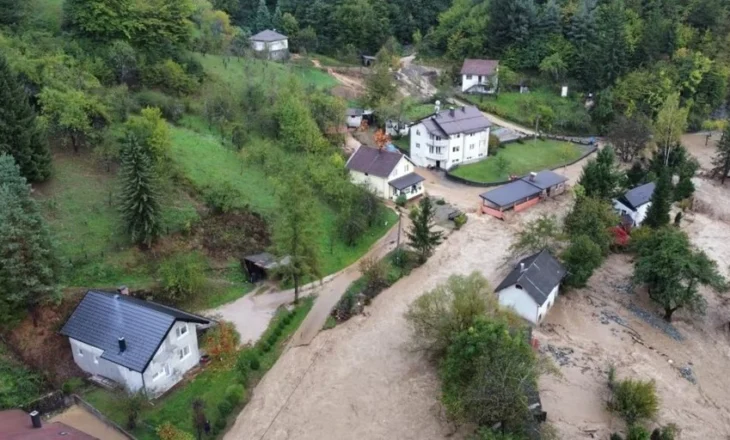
[395,206,403,265]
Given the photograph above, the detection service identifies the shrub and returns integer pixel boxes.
[217,400,233,418]
[225,384,245,406]
[562,235,604,288]
[214,417,227,431]
[283,314,292,325]
[203,321,240,367]
[157,252,207,304]
[62,377,84,394]
[488,133,501,150]
[651,425,679,440]
[626,426,651,440]
[435,198,446,205]
[262,342,271,352]
[360,257,390,297]
[202,182,241,214]
[157,422,195,440]
[453,213,467,230]
[249,357,260,371]
[609,378,660,425]
[395,194,407,207]
[142,59,199,95]
[134,90,184,122]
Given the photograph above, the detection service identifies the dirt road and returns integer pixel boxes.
[224,199,572,440]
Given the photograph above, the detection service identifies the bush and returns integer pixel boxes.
[609,378,660,425]
[249,357,260,371]
[134,90,184,122]
[62,377,85,394]
[562,235,604,288]
[157,252,207,304]
[262,342,271,352]
[395,194,407,207]
[651,425,679,440]
[225,384,245,406]
[435,198,446,205]
[142,59,199,96]
[626,426,651,440]
[157,422,195,440]
[283,314,292,325]
[202,182,241,214]
[453,213,467,230]
[214,417,227,431]
[217,400,233,418]
[360,257,390,297]
[488,133,501,150]
[203,321,240,367]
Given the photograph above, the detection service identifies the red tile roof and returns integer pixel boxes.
[0,410,98,440]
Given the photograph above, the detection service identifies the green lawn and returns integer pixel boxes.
[404,104,435,122]
[392,135,410,154]
[464,88,595,135]
[35,153,199,288]
[83,298,315,439]
[169,122,397,276]
[293,66,339,90]
[451,139,585,183]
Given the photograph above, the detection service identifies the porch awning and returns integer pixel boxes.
[389,172,425,190]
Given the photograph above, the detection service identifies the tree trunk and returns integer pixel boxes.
[293,273,299,304]
[663,306,678,322]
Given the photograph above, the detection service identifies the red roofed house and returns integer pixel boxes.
[461,59,499,94]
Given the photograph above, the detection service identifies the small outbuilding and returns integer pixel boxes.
[496,249,566,325]
[346,108,364,128]
[461,59,500,94]
[479,170,568,218]
[242,252,290,283]
[250,29,289,60]
[613,182,655,227]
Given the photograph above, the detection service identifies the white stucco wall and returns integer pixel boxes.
[69,321,201,397]
[498,284,559,325]
[252,39,288,52]
[408,123,489,169]
[387,157,422,200]
[461,74,498,93]
[69,338,144,393]
[613,200,651,226]
[346,115,363,128]
[349,155,421,200]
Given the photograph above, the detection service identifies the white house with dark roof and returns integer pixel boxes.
[461,59,500,94]
[496,249,566,325]
[613,182,655,227]
[409,105,492,169]
[345,145,424,201]
[250,29,289,60]
[60,291,210,398]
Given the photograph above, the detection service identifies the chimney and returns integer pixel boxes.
[118,337,126,352]
[529,172,537,182]
[520,262,526,273]
[449,106,455,117]
[118,285,129,295]
[434,100,441,114]
[30,411,41,429]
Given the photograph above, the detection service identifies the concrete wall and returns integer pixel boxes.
[409,123,489,169]
[69,338,144,393]
[143,321,201,398]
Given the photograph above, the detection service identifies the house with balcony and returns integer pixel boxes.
[461,59,499,94]
[60,290,211,398]
[409,105,492,169]
[345,145,424,201]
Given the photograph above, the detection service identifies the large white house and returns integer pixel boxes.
[60,290,211,398]
[250,29,289,60]
[461,59,499,94]
[613,182,655,227]
[496,249,566,325]
[409,105,492,169]
[346,145,424,201]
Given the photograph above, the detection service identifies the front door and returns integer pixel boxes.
[436,160,441,169]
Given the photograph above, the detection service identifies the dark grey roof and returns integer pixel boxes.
[244,252,290,270]
[618,182,655,210]
[496,250,566,306]
[418,106,491,137]
[389,172,424,190]
[346,145,403,178]
[480,180,542,208]
[520,170,568,190]
[60,291,209,373]
[346,108,363,117]
[250,29,287,42]
[460,59,500,76]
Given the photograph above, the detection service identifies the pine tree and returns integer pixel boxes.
[487,0,537,53]
[0,55,51,182]
[626,161,646,187]
[0,155,59,323]
[538,0,562,36]
[253,0,272,33]
[272,5,284,31]
[408,197,443,263]
[712,120,730,184]
[119,134,162,248]
[643,171,672,229]
[0,0,25,26]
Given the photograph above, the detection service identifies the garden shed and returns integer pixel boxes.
[242,253,290,283]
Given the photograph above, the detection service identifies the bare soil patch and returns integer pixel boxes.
[196,210,270,260]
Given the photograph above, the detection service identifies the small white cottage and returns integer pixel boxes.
[496,249,566,325]
[60,290,211,398]
[345,145,424,201]
[613,182,655,227]
[461,59,500,94]
[250,29,289,60]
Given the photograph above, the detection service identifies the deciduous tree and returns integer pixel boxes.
[0,55,52,182]
[608,115,652,163]
[562,235,603,288]
[654,93,688,166]
[407,196,443,263]
[712,119,730,184]
[564,196,617,254]
[509,214,565,256]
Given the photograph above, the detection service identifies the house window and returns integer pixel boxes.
[452,146,459,152]
[435,136,441,141]
[176,324,188,338]
[178,345,191,360]
[153,368,164,381]
[453,159,459,163]
[466,75,472,80]
[93,355,99,364]
[164,364,171,376]
[416,130,420,135]
[470,144,475,150]
[416,143,420,149]
[405,164,410,172]
[478,153,484,157]
[78,348,83,357]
